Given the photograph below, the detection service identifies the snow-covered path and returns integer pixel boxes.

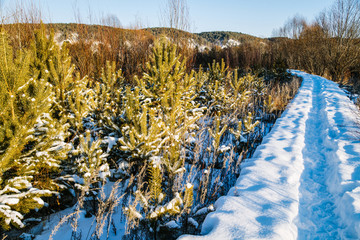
[297,75,340,238]
[180,71,360,240]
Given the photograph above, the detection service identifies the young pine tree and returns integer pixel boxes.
[0,30,69,230]
[122,38,200,239]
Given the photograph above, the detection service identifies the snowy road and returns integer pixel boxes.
[180,71,360,240]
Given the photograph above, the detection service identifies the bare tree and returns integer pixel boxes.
[158,0,196,67]
[298,23,328,76]
[160,0,190,31]
[318,0,360,40]
[272,16,308,70]
[275,15,307,39]
[317,0,360,81]
[101,14,122,28]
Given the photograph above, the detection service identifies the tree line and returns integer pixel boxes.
[275,0,360,88]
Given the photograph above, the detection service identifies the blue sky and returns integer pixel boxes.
[1,0,335,37]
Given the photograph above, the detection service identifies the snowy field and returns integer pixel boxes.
[180,71,360,240]
[34,71,360,239]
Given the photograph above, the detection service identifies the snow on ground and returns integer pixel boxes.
[34,181,126,240]
[34,71,360,240]
[180,71,360,240]
[222,39,241,48]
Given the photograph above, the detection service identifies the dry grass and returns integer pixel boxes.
[267,76,302,115]
[48,171,129,240]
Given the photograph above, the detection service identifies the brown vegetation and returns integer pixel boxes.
[274,0,360,87]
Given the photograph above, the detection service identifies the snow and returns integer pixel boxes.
[20,233,34,240]
[150,156,162,168]
[1,197,20,205]
[175,167,186,174]
[165,220,181,229]
[218,145,231,153]
[34,181,126,240]
[103,136,117,152]
[180,71,360,239]
[222,39,241,48]
[57,175,85,185]
[188,218,199,228]
[32,71,360,239]
[194,205,214,217]
[150,212,158,219]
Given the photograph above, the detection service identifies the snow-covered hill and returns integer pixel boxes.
[180,71,360,239]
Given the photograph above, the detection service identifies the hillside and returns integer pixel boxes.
[196,31,266,46]
[145,27,209,45]
[145,28,267,46]
[3,23,270,49]
[47,24,268,47]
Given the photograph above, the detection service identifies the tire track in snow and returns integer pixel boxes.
[297,76,341,239]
